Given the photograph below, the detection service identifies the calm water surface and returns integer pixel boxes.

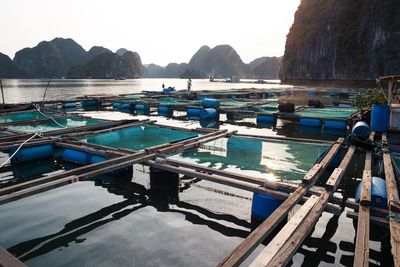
[1,79,293,103]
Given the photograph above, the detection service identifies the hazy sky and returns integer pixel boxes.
[1,0,300,66]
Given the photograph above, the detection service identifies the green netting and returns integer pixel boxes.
[158,98,194,105]
[252,102,279,112]
[78,124,198,151]
[391,153,400,175]
[168,136,328,181]
[219,100,254,107]
[295,107,357,118]
[7,117,106,133]
[0,110,58,123]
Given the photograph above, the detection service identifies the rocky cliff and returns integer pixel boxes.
[0,52,26,78]
[280,0,400,81]
[14,38,87,78]
[68,51,147,79]
[249,57,281,79]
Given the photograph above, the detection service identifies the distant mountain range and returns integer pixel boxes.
[0,37,281,79]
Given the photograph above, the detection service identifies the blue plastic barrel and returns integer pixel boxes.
[120,103,134,113]
[135,103,150,115]
[200,108,218,119]
[158,106,173,117]
[63,149,90,164]
[163,87,174,93]
[90,155,107,164]
[299,118,321,127]
[329,92,338,98]
[62,101,77,108]
[324,120,347,130]
[355,176,388,209]
[187,107,201,119]
[371,104,389,132]
[200,118,218,128]
[81,100,98,107]
[251,192,283,221]
[256,114,277,124]
[112,102,122,108]
[308,91,316,96]
[352,121,370,138]
[201,98,220,108]
[10,144,54,164]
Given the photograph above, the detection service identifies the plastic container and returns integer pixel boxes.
[251,192,283,221]
[329,92,338,98]
[187,107,201,119]
[112,102,122,108]
[135,103,150,115]
[256,114,277,124]
[371,104,389,132]
[324,120,347,130]
[62,101,77,108]
[355,176,388,209]
[81,100,98,107]
[10,144,54,164]
[308,91,317,96]
[62,149,90,165]
[201,98,220,108]
[299,118,321,127]
[120,103,135,113]
[158,106,173,117]
[90,155,107,164]
[163,87,174,93]
[200,108,218,119]
[352,121,370,138]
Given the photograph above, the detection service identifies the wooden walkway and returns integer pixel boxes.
[217,138,345,267]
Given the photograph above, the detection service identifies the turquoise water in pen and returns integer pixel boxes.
[78,124,199,151]
[6,117,107,133]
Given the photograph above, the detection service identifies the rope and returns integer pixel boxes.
[0,132,42,168]
[34,105,68,129]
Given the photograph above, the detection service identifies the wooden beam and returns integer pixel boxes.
[0,247,26,267]
[382,133,400,266]
[383,153,400,212]
[250,195,319,267]
[217,138,343,267]
[346,211,388,228]
[353,150,372,267]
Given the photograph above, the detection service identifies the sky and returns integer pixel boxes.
[1,0,301,66]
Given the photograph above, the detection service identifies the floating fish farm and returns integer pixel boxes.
[0,84,399,267]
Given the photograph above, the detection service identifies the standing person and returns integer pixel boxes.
[187,78,192,91]
[162,82,165,89]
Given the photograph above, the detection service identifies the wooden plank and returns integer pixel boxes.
[326,146,356,191]
[302,164,322,184]
[383,153,400,212]
[250,195,319,267]
[325,168,344,191]
[359,170,372,206]
[353,150,372,267]
[389,217,400,267]
[0,153,156,205]
[266,192,330,267]
[347,210,388,228]
[0,247,26,267]
[217,138,344,267]
[0,151,146,197]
